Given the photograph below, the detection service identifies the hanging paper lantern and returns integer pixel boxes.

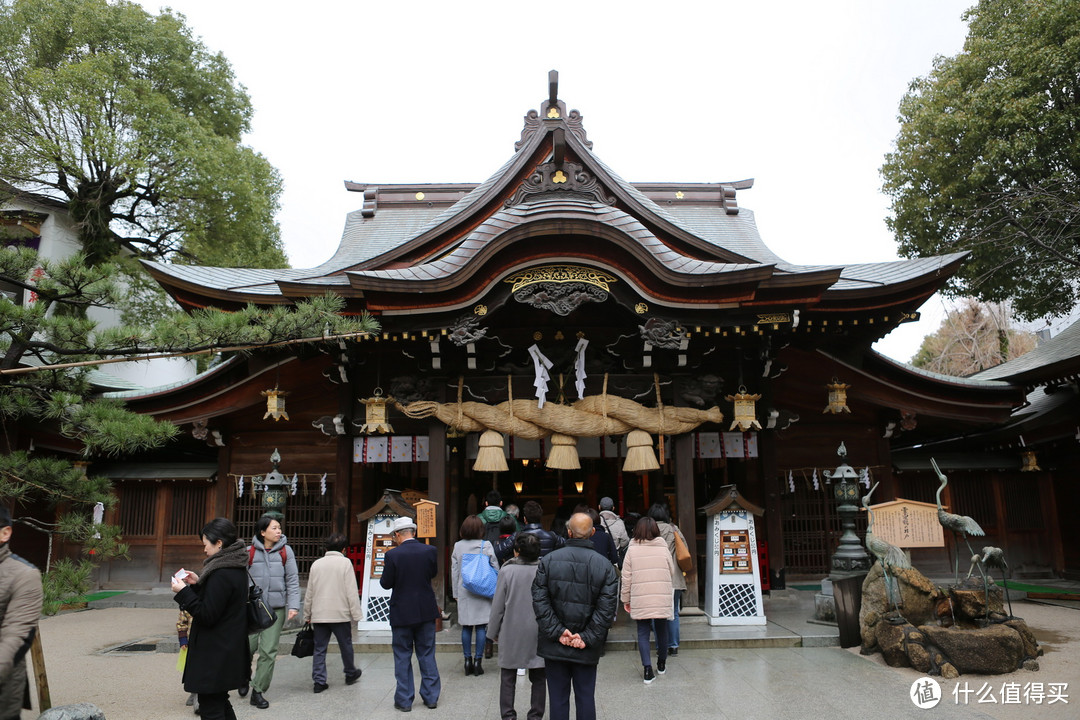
[623,429,659,472]
[1020,450,1040,472]
[725,386,762,431]
[546,433,581,470]
[473,429,509,472]
[823,377,852,414]
[357,388,394,434]
[261,386,290,421]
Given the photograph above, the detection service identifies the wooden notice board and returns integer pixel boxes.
[415,499,439,539]
[370,533,395,578]
[720,529,751,574]
[867,499,944,548]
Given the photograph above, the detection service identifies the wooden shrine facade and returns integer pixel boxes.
[99,74,1068,595]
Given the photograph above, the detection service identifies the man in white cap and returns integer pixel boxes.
[379,516,440,712]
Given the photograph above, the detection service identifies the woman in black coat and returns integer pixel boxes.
[172,518,251,720]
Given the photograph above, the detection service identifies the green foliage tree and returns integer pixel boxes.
[0,0,287,268]
[911,297,1036,377]
[0,246,377,610]
[881,0,1080,321]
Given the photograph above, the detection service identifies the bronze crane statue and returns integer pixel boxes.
[931,457,985,585]
[978,546,1013,619]
[862,482,911,612]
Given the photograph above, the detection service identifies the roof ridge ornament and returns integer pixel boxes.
[515,70,593,152]
[506,160,616,206]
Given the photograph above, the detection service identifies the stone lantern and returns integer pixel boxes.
[824,442,871,580]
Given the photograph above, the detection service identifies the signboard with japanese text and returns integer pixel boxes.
[370,533,395,578]
[415,499,439,539]
[868,499,944,548]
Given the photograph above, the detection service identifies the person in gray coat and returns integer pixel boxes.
[450,514,498,676]
[241,514,300,709]
[0,506,43,720]
[488,533,545,720]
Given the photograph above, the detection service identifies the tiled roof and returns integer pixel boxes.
[346,196,770,285]
[863,348,1014,389]
[662,207,785,265]
[972,317,1080,383]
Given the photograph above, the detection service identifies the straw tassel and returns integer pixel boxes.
[623,429,659,472]
[546,433,581,470]
[473,429,509,472]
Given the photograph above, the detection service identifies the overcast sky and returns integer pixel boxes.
[138,0,981,362]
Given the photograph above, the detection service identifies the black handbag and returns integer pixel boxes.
[247,573,276,633]
[291,623,315,658]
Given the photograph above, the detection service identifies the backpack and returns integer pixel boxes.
[482,520,502,545]
[249,545,288,567]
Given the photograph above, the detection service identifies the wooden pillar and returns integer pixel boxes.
[428,421,447,605]
[334,435,352,534]
[334,378,354,535]
[1040,472,1064,574]
[760,430,786,590]
[674,434,698,607]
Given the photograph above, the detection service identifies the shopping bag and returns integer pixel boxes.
[461,540,498,598]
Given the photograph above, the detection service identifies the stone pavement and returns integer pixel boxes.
[21,584,1080,720]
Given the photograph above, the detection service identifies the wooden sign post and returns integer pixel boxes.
[866,499,944,548]
[415,499,439,544]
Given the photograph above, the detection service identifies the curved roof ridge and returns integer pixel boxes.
[862,347,1013,389]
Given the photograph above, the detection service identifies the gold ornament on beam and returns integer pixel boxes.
[474,429,509,472]
[823,377,852,414]
[726,386,762,431]
[1020,450,1040,472]
[261,386,290,421]
[357,388,394,434]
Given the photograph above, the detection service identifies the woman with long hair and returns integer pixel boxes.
[171,518,250,720]
[241,514,300,709]
[620,516,675,684]
[450,514,498,676]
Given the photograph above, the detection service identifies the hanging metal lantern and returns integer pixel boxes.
[261,386,290,421]
[1020,450,1040,472]
[726,386,762,431]
[357,388,394,434]
[823,377,852,414]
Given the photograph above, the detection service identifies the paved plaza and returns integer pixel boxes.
[20,587,1079,720]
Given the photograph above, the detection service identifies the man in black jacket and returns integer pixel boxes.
[495,500,565,563]
[531,513,617,720]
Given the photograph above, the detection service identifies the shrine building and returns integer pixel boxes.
[98,74,1068,598]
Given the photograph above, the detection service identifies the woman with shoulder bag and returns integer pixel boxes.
[647,503,687,657]
[241,514,300,709]
[171,518,250,720]
[450,515,498,676]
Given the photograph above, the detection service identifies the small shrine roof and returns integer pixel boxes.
[971,317,1080,386]
[701,484,764,517]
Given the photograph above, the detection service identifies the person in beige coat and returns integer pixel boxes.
[303,533,363,693]
[0,506,43,719]
[620,516,674,684]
